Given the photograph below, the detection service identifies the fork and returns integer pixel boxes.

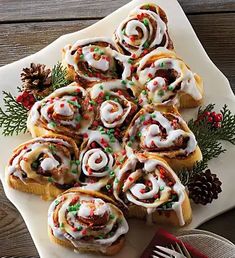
[152,246,187,258]
[170,241,192,258]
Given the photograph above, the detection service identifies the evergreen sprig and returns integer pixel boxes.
[51,62,70,91]
[179,104,234,185]
[0,91,28,136]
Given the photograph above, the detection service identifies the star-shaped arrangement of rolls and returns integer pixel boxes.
[5,3,206,256]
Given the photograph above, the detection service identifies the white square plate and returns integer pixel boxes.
[0,0,234,257]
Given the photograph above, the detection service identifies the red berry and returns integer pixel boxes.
[214,122,221,128]
[214,114,222,122]
[211,111,216,117]
[207,116,213,123]
[204,111,211,116]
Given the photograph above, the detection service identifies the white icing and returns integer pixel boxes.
[41,157,59,171]
[137,49,202,106]
[113,154,187,226]
[115,6,168,57]
[48,192,129,251]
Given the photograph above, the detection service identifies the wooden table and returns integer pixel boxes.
[0,0,235,256]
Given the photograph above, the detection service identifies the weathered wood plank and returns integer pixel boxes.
[0,13,234,89]
[0,0,234,22]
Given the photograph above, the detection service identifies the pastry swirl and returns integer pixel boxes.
[136,48,203,108]
[27,82,93,143]
[113,153,192,226]
[78,130,122,191]
[114,4,173,59]
[62,37,132,87]
[89,80,138,139]
[48,188,129,255]
[124,105,202,171]
[6,135,79,199]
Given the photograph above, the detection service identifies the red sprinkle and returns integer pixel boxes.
[92,121,99,127]
[60,103,64,108]
[148,73,153,78]
[72,227,77,232]
[129,177,133,181]
[90,210,94,216]
[83,133,88,138]
[140,189,146,194]
[83,114,90,120]
[154,194,159,199]
[153,81,158,86]
[130,35,135,42]
[88,168,93,175]
[81,229,87,235]
[131,53,137,59]
[91,142,97,148]
[121,150,126,155]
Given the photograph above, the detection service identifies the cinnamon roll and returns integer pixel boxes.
[27,82,94,143]
[62,37,132,87]
[77,130,122,192]
[113,153,192,226]
[6,135,79,200]
[136,48,203,108]
[88,80,139,139]
[124,105,202,171]
[114,4,173,59]
[48,188,129,255]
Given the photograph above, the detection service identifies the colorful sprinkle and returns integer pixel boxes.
[143,18,149,26]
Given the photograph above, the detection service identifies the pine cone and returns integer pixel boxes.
[21,63,52,98]
[188,169,222,205]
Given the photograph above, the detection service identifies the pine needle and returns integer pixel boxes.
[51,62,70,91]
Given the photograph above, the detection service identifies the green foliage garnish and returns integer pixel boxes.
[51,62,70,91]
[0,91,28,136]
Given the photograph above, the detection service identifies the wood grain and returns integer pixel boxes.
[0,13,234,90]
[0,0,234,22]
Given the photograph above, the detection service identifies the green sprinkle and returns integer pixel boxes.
[68,203,81,212]
[140,115,145,122]
[67,100,81,108]
[48,144,56,154]
[146,78,152,83]
[105,94,110,100]
[60,223,64,228]
[98,234,104,239]
[89,100,96,106]
[166,202,172,208]
[142,90,147,95]
[54,200,60,205]
[160,62,164,68]
[129,81,135,86]
[48,121,56,128]
[121,80,127,85]
[109,214,115,220]
[75,160,80,165]
[143,41,149,49]
[99,50,105,55]
[121,29,125,35]
[105,166,110,171]
[94,47,100,52]
[127,141,132,147]
[114,98,119,103]
[130,135,135,141]
[138,132,142,137]
[168,85,174,91]
[128,58,134,64]
[105,147,113,153]
[72,169,77,174]
[158,89,164,97]
[77,226,83,231]
[172,195,178,201]
[99,84,104,90]
[75,115,81,122]
[106,184,111,190]
[109,170,115,177]
[160,186,164,191]
[143,18,149,26]
[80,54,84,59]
[99,126,105,132]
[110,138,116,143]
[31,161,38,169]
[115,178,119,184]
[151,114,156,118]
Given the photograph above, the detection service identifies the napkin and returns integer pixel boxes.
[140,228,208,258]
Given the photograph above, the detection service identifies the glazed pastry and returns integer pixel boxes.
[6,135,79,200]
[88,80,139,139]
[114,4,173,59]
[27,82,93,143]
[48,188,129,255]
[62,37,132,87]
[113,153,192,226]
[77,130,122,192]
[136,48,203,108]
[124,105,202,171]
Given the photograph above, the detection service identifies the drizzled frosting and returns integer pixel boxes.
[63,37,132,84]
[27,83,94,140]
[125,107,197,157]
[48,190,129,253]
[113,154,186,226]
[114,4,172,58]
[136,48,202,106]
[78,130,122,191]
[89,80,137,131]
[7,136,79,186]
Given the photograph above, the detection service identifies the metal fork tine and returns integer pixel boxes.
[171,244,176,251]
[153,249,171,258]
[152,255,160,258]
[175,242,184,254]
[179,241,191,258]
